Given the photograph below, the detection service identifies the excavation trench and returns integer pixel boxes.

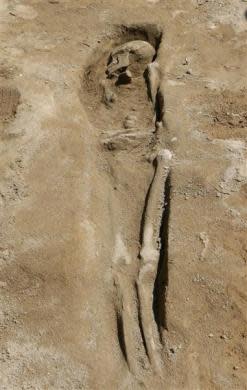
[82,24,169,376]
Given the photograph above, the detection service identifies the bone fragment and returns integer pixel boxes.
[123,114,137,129]
[102,131,152,151]
[146,61,161,106]
[100,79,116,107]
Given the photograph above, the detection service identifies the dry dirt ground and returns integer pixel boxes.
[0,0,247,389]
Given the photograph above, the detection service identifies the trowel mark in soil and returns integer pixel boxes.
[0,86,21,141]
[0,86,20,121]
[82,24,170,376]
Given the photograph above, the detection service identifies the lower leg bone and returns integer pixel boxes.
[137,149,172,373]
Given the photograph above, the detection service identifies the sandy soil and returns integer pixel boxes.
[0,0,247,389]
